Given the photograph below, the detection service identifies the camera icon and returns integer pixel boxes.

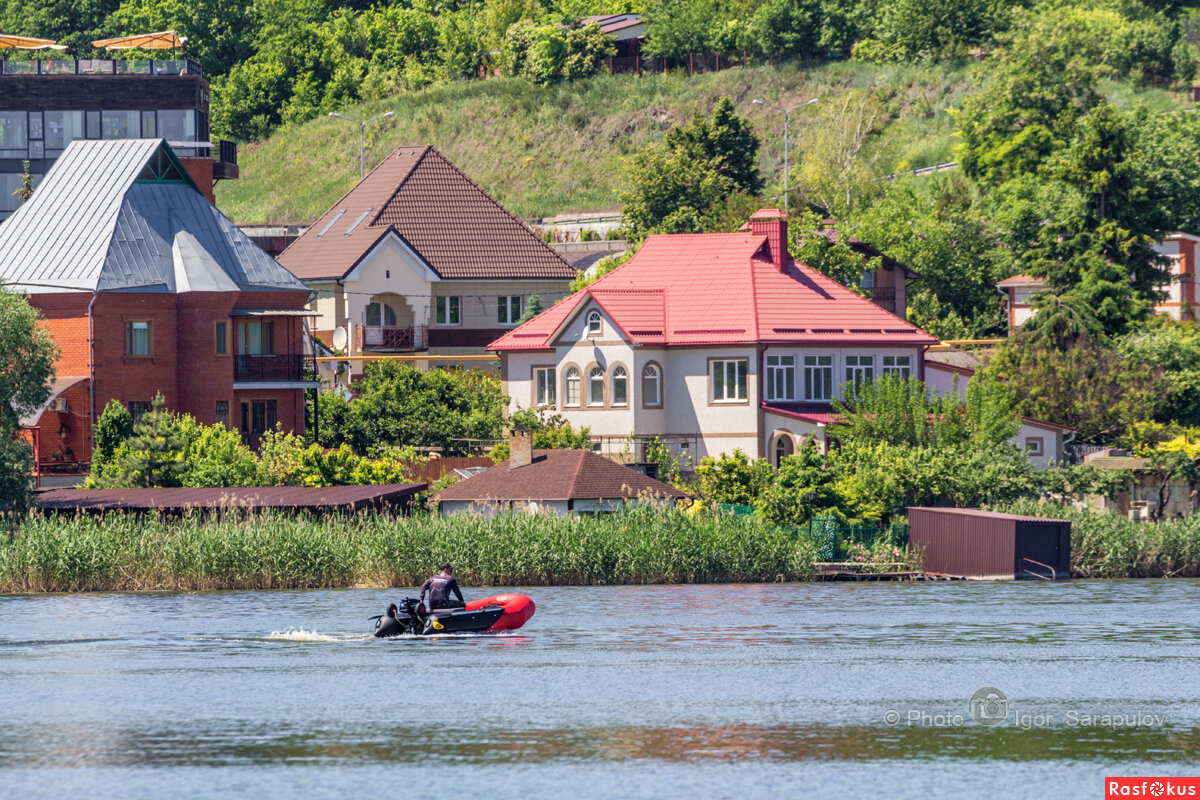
[968,687,1009,726]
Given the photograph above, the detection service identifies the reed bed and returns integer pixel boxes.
[998,500,1200,578]
[0,506,816,593]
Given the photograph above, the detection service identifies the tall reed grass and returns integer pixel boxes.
[0,506,815,593]
[998,500,1200,578]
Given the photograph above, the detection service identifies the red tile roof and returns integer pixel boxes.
[490,221,938,350]
[434,449,688,503]
[278,145,576,282]
[996,274,1045,288]
[761,403,842,426]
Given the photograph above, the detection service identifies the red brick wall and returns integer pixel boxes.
[26,289,313,461]
[179,157,215,204]
[34,380,92,467]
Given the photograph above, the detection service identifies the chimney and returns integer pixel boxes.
[748,209,788,272]
[508,424,534,468]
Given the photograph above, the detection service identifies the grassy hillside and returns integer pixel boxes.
[215,62,979,224]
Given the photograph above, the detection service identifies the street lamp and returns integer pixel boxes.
[752,97,818,215]
[328,111,395,179]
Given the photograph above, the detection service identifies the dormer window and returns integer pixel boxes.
[586,310,602,337]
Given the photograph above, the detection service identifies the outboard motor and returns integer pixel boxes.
[373,603,406,638]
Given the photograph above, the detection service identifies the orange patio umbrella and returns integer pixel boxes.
[91,31,187,51]
[0,33,67,50]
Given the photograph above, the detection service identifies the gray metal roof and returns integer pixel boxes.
[0,139,307,294]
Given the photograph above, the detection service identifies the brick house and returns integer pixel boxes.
[0,138,315,470]
[277,145,577,374]
[998,232,1200,331]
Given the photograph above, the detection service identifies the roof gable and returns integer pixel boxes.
[0,139,306,295]
[278,145,576,282]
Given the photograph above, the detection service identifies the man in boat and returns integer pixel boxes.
[419,562,465,613]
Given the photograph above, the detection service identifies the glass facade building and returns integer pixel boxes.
[0,58,234,219]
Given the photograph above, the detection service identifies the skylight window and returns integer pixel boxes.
[317,210,346,238]
[344,208,373,236]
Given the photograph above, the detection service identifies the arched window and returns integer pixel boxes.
[564,367,581,407]
[365,301,397,326]
[774,435,794,466]
[611,366,628,406]
[589,366,605,406]
[586,310,602,336]
[642,364,661,407]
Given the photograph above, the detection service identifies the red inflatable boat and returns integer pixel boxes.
[373,594,535,636]
[465,593,536,632]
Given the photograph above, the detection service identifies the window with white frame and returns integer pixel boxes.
[498,296,523,325]
[803,355,833,401]
[436,296,461,326]
[586,310,602,337]
[859,270,876,289]
[881,354,912,379]
[365,301,397,326]
[1025,437,1044,457]
[765,355,796,401]
[589,367,605,406]
[711,359,748,402]
[564,367,581,407]
[642,364,661,407]
[845,355,875,395]
[611,366,628,406]
[535,367,556,406]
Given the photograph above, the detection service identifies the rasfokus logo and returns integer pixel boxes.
[1106,778,1200,797]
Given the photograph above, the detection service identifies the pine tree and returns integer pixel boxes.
[12,161,33,204]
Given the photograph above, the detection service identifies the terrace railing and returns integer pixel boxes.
[609,52,749,77]
[358,325,427,351]
[0,58,203,77]
[233,353,315,383]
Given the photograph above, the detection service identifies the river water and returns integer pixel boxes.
[1,580,1198,799]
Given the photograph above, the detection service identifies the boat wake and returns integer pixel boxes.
[266,629,369,642]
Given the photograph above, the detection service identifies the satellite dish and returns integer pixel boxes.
[331,326,348,351]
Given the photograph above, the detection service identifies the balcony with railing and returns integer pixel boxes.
[0,58,204,77]
[866,286,896,314]
[358,325,428,352]
[233,353,316,383]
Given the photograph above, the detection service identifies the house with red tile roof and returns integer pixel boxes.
[998,232,1200,332]
[277,145,577,371]
[490,209,941,466]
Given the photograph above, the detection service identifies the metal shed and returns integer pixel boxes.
[907,507,1071,580]
[36,484,426,515]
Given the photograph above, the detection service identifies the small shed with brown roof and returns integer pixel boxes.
[433,446,688,517]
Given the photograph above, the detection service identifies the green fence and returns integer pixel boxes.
[803,517,910,563]
[716,506,909,563]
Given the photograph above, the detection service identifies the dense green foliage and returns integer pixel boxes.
[490,408,592,461]
[86,397,431,489]
[0,286,58,516]
[0,505,816,591]
[621,97,762,239]
[316,362,506,454]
